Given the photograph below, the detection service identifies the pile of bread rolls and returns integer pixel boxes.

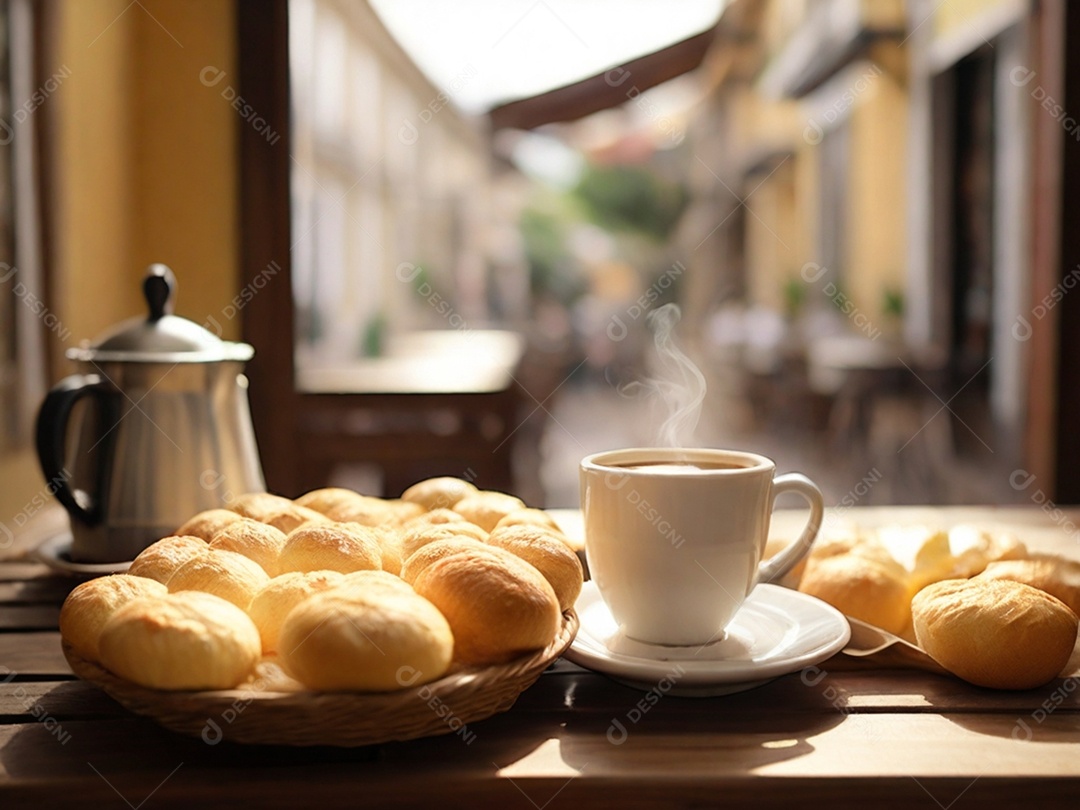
[788,523,1080,689]
[60,478,582,693]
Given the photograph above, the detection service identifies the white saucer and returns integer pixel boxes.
[30,533,132,577]
[564,581,850,696]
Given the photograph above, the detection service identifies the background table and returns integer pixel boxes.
[293,330,527,497]
[3,505,1080,807]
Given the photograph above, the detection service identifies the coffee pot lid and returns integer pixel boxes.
[67,264,255,363]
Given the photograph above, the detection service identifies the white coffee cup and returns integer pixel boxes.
[580,448,824,646]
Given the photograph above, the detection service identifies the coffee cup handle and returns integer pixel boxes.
[758,473,824,584]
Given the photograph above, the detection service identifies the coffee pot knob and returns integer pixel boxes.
[143,264,176,322]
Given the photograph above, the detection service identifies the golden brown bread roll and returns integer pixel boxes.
[279,584,453,691]
[805,533,863,561]
[209,518,287,576]
[127,536,208,584]
[229,492,295,522]
[318,493,396,526]
[946,525,1029,578]
[452,491,526,532]
[230,490,327,534]
[277,522,382,574]
[247,570,345,654]
[401,507,469,531]
[493,508,565,536]
[874,525,956,592]
[98,590,261,690]
[400,537,491,585]
[339,568,418,594]
[59,574,168,662]
[977,555,1080,617]
[912,578,1079,690]
[799,553,913,636]
[264,503,329,534]
[496,509,585,553]
[413,550,560,665]
[486,525,583,612]
[294,487,364,516]
[175,508,243,542]
[381,499,426,525]
[399,523,489,562]
[401,476,478,511]
[166,548,270,610]
[369,526,405,576]
[295,487,393,525]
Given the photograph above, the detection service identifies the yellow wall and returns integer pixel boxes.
[745,159,799,311]
[934,0,1018,38]
[846,60,908,324]
[50,0,140,367]
[49,0,238,352]
[1,0,238,529]
[131,0,239,338]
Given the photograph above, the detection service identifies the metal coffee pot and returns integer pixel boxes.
[35,264,265,563]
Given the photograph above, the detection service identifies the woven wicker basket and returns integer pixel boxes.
[64,609,578,747]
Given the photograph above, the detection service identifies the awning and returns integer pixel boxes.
[369,0,727,117]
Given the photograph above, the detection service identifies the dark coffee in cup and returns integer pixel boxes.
[611,460,747,473]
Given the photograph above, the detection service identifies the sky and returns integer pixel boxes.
[368,0,727,112]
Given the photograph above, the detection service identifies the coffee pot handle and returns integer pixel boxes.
[758,473,824,584]
[35,374,116,527]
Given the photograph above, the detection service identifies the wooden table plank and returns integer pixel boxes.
[0,632,70,677]
[0,606,60,631]
[4,669,1078,774]
[0,579,76,604]
[528,665,1080,716]
[0,681,123,721]
[3,775,1079,810]
[1,712,1079,806]
[1,774,1078,810]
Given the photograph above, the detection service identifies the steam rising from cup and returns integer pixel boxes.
[619,303,707,447]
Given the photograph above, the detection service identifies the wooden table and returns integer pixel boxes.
[4,505,1080,807]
